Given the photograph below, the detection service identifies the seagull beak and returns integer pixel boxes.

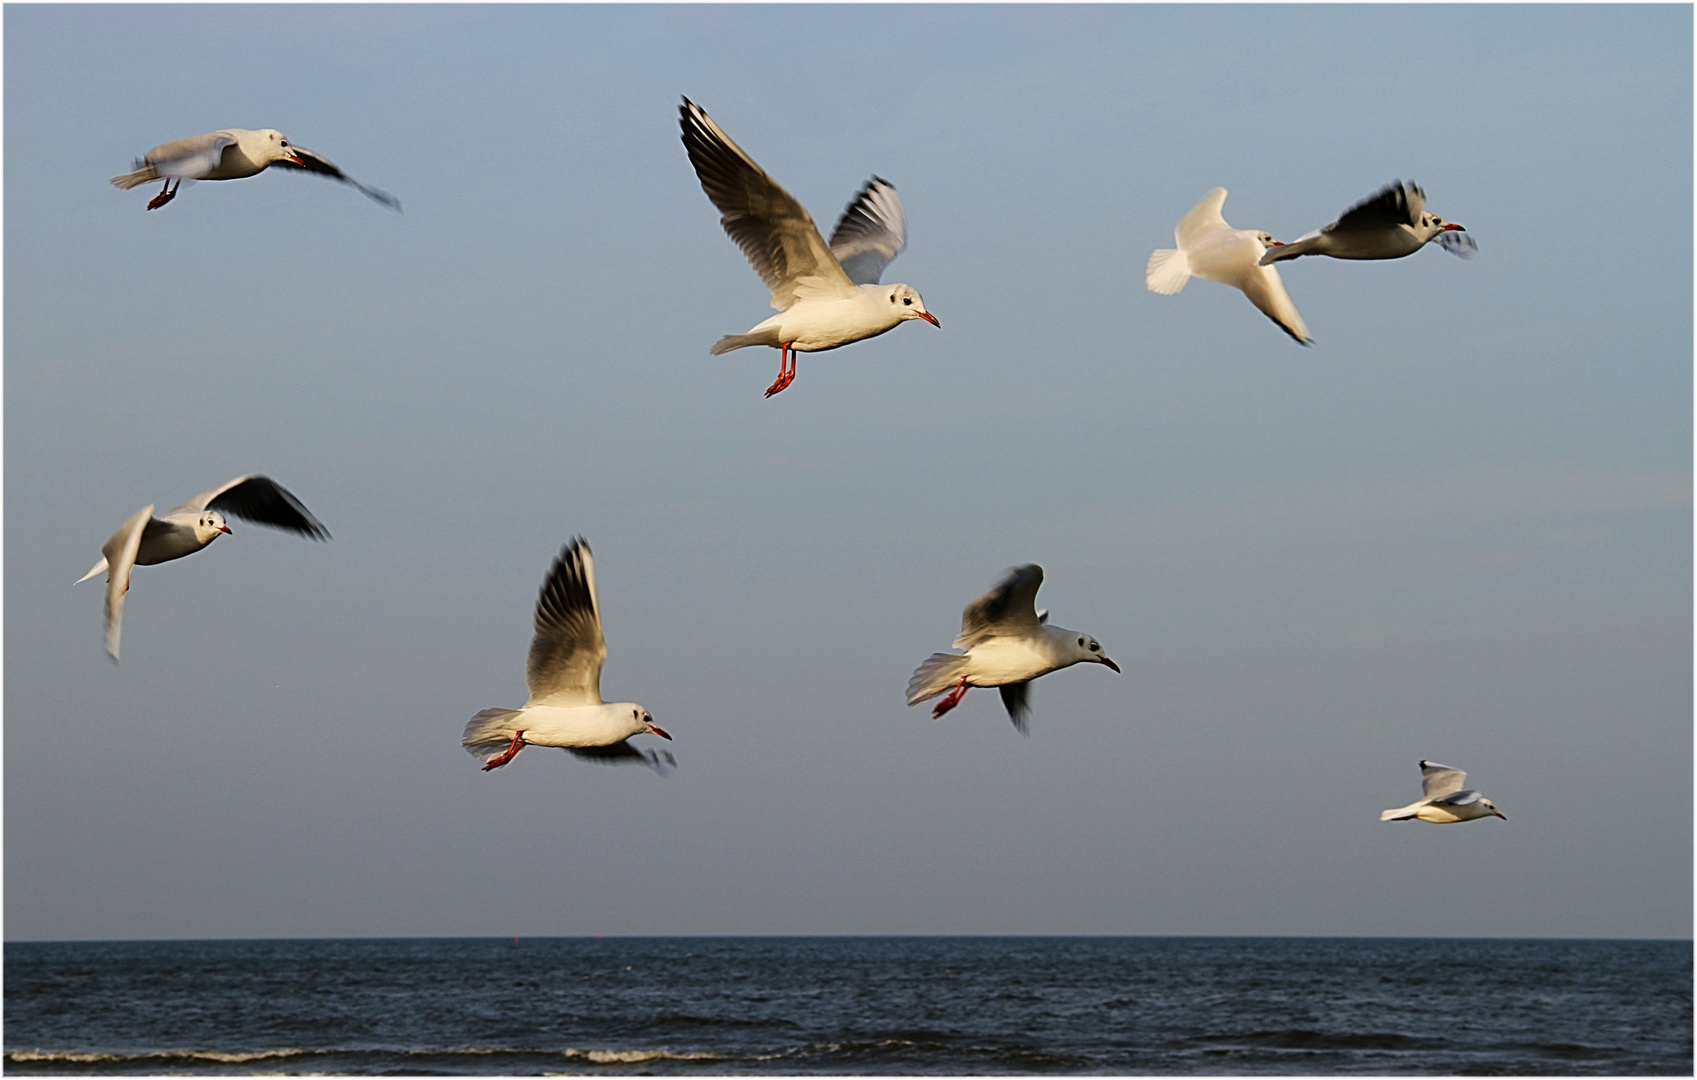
[1442,223,1466,232]
[1493,810,1506,820]
[1099,656,1121,673]
[1269,240,1286,247]
[286,153,307,167]
[650,724,672,741]
[918,310,941,328]
[219,525,233,535]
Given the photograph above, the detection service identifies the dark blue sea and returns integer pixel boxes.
[4,937,1690,1075]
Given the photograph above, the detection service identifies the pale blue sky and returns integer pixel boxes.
[5,5,1690,940]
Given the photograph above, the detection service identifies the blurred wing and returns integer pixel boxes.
[1436,229,1478,258]
[827,177,907,286]
[525,538,606,707]
[273,147,402,210]
[998,682,1032,737]
[1241,266,1313,345]
[176,475,330,540]
[680,97,858,309]
[1331,180,1423,233]
[144,133,237,180]
[1419,760,1467,799]
[99,505,155,662]
[955,564,1044,649]
[1175,188,1230,248]
[566,742,676,773]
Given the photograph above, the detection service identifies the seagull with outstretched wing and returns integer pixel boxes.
[1147,188,1312,344]
[462,538,674,773]
[1260,180,1474,264]
[75,475,329,661]
[1381,759,1505,823]
[906,564,1119,736]
[680,97,939,398]
[111,128,399,211]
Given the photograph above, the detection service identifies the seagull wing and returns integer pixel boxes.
[1434,789,1484,807]
[525,538,606,707]
[143,132,238,180]
[1419,760,1467,799]
[955,563,1045,649]
[998,682,1032,737]
[680,97,858,310]
[1240,265,1313,345]
[566,742,675,773]
[1330,180,1424,234]
[1436,229,1479,258]
[173,475,329,540]
[99,505,155,662]
[1176,188,1231,249]
[827,177,908,286]
[273,147,402,210]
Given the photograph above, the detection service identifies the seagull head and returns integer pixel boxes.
[1254,231,1285,251]
[630,706,671,741]
[1416,211,1467,240]
[1069,632,1121,673]
[887,285,940,328]
[257,128,307,168]
[1480,797,1505,820]
[196,510,233,543]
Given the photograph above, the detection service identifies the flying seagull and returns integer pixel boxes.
[1146,188,1312,344]
[111,128,399,211]
[75,475,329,661]
[462,538,674,773]
[1259,180,1474,264]
[906,564,1119,735]
[1381,759,1506,823]
[680,97,939,398]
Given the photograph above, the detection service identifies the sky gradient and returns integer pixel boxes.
[5,4,1691,940]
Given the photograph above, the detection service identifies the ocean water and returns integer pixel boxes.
[4,937,1689,1075]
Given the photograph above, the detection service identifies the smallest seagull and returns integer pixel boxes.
[1259,180,1474,265]
[1147,188,1312,345]
[906,564,1119,736]
[75,475,329,662]
[1381,760,1506,823]
[110,128,399,211]
[462,538,674,773]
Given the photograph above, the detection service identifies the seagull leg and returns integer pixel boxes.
[931,678,970,719]
[146,179,178,211]
[481,730,526,771]
[764,344,796,398]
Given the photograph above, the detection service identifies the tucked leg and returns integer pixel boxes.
[481,730,527,771]
[931,678,970,719]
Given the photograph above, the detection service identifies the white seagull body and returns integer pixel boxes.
[906,564,1119,735]
[75,475,329,661]
[1146,188,1312,345]
[680,97,939,397]
[1381,760,1506,823]
[1260,180,1474,264]
[111,128,399,211]
[462,538,673,773]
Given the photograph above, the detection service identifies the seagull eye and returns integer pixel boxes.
[1089,642,1099,652]
[903,297,912,306]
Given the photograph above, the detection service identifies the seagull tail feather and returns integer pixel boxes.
[1145,248,1192,295]
[461,708,524,761]
[710,329,782,355]
[110,164,161,190]
[1380,804,1423,821]
[906,652,970,707]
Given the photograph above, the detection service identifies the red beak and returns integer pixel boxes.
[918,311,941,328]
[1100,656,1121,673]
[1442,223,1466,232]
[650,724,672,740]
[286,153,306,167]
[219,525,233,534]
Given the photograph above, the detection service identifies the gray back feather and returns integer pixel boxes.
[955,564,1045,649]
[827,177,908,286]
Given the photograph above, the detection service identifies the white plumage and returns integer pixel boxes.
[1147,188,1312,345]
[1381,760,1506,823]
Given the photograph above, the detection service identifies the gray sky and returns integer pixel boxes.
[5,5,1690,941]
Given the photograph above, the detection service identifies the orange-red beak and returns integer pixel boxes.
[919,311,941,327]
[650,724,672,740]
[1099,656,1121,673]
[219,525,233,534]
[1442,223,1466,232]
